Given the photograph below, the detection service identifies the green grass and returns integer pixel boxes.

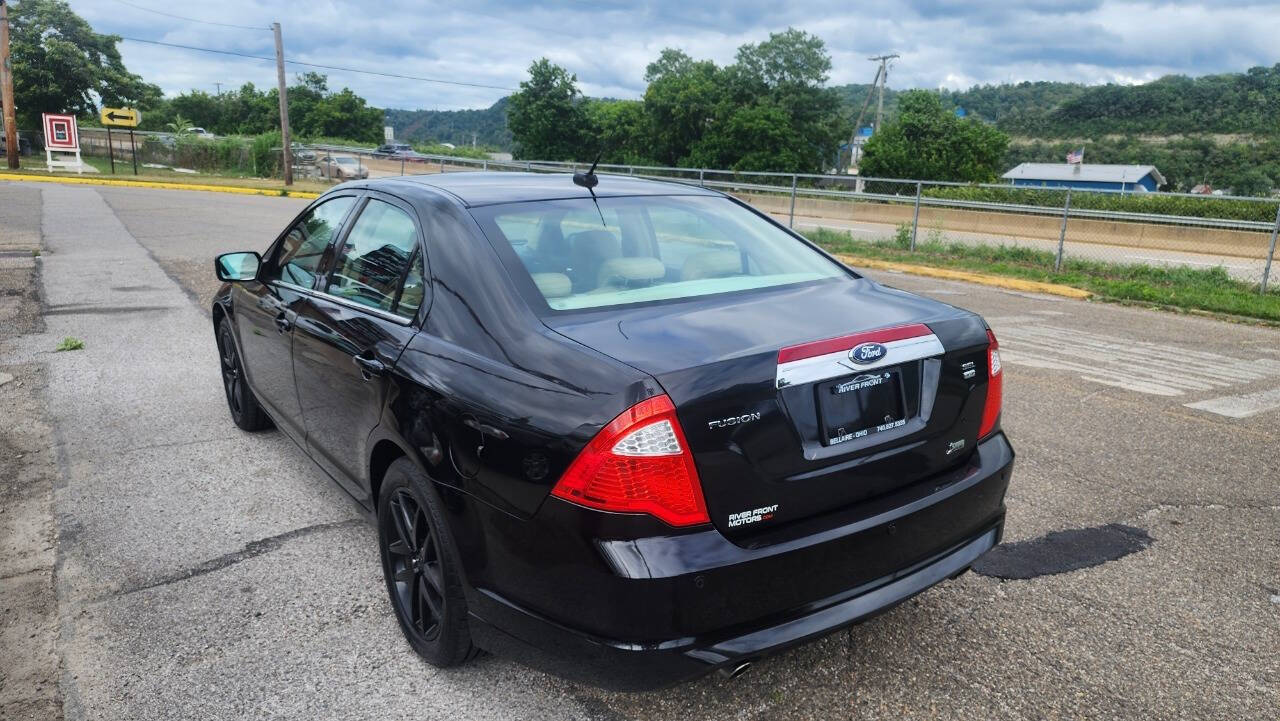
[2,156,331,193]
[55,337,85,352]
[805,226,1280,323]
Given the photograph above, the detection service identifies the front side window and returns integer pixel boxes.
[472,195,848,311]
[325,199,420,315]
[267,196,355,287]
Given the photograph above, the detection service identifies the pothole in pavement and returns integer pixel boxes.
[973,523,1154,580]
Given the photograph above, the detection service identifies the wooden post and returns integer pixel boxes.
[272,22,293,185]
[0,0,18,169]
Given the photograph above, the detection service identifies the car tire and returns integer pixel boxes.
[216,316,272,431]
[377,457,478,667]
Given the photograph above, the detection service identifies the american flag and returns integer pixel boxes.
[1066,147,1084,164]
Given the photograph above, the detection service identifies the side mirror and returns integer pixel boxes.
[215,251,262,282]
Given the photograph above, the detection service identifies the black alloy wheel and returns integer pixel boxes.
[216,317,270,431]
[384,488,446,641]
[377,458,477,666]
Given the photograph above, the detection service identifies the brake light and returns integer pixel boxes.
[977,329,1002,439]
[551,394,709,527]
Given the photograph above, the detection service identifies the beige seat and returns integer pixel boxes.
[680,250,742,281]
[530,272,572,299]
[595,257,666,290]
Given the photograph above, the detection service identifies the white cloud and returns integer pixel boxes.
[71,0,1280,110]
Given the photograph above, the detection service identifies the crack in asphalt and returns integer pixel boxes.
[103,519,363,601]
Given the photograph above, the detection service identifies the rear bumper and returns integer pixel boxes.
[468,432,1013,690]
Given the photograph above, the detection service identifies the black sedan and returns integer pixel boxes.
[211,172,1013,689]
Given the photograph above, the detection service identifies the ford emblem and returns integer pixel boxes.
[848,342,887,365]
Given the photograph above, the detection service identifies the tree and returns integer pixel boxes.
[507,59,590,161]
[585,100,651,164]
[165,115,192,136]
[860,90,1009,182]
[643,29,847,173]
[1231,168,1273,197]
[7,0,160,132]
[146,74,383,142]
[642,50,724,166]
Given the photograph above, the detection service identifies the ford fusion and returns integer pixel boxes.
[211,172,1013,689]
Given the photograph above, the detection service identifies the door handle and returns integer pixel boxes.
[353,354,386,380]
[273,314,292,333]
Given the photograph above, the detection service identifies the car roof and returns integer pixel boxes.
[367,171,722,208]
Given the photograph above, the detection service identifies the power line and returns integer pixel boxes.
[117,36,518,92]
[106,0,268,31]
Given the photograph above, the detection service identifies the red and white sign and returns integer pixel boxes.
[42,113,80,151]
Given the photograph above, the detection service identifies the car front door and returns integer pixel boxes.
[234,194,357,442]
[292,192,426,499]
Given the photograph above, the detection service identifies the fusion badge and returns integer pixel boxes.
[708,411,762,430]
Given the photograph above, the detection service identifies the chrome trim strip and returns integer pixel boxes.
[776,334,944,388]
[273,281,414,326]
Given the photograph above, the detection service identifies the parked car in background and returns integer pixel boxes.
[209,172,1013,690]
[185,127,216,139]
[291,142,317,164]
[373,143,427,162]
[317,154,368,180]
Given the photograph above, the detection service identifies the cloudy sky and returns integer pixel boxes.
[74,0,1280,111]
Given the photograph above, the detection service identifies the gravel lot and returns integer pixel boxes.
[2,180,1278,720]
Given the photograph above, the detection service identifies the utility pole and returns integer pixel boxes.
[845,65,881,172]
[214,82,222,95]
[272,22,293,185]
[1,0,19,170]
[868,53,899,137]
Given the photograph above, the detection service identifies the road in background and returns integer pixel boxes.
[778,213,1266,281]
[3,181,1277,720]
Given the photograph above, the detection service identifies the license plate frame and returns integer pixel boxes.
[818,368,908,446]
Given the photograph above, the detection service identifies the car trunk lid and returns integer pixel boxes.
[544,278,995,544]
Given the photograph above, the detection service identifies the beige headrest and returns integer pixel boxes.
[680,250,742,281]
[596,257,666,288]
[531,272,572,298]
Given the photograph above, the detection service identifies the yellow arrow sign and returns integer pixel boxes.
[99,107,141,128]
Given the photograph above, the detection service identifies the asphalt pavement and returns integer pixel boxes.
[2,181,1278,720]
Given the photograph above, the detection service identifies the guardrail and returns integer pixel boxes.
[303,144,1279,290]
[62,131,1280,290]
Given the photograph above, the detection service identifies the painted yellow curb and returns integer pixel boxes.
[835,254,1094,300]
[0,172,320,199]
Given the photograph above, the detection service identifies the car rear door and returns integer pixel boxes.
[234,193,358,442]
[292,191,426,498]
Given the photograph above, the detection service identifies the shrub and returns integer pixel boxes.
[250,132,283,178]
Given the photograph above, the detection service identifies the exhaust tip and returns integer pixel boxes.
[717,661,753,680]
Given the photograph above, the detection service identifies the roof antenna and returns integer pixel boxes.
[573,153,606,226]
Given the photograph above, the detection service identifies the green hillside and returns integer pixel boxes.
[384,98,512,148]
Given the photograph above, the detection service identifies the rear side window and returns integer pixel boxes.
[326,199,420,316]
[472,195,847,311]
[268,196,355,287]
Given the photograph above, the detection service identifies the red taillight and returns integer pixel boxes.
[977,329,1003,439]
[551,394,710,527]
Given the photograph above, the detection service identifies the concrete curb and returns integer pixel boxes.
[836,254,1095,300]
[0,172,320,199]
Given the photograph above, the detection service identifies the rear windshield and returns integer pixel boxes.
[471,194,848,311]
